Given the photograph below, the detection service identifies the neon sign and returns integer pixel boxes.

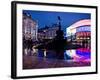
[76,26,90,32]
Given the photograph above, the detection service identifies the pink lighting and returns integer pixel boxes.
[70,19,91,30]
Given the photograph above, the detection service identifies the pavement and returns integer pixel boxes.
[23,55,90,69]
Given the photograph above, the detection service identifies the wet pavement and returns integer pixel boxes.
[23,55,90,69]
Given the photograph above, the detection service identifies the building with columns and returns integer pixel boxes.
[23,13,38,41]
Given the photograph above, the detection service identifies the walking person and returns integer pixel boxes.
[27,38,33,56]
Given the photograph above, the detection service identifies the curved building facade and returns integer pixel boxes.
[66,19,91,48]
[66,19,91,61]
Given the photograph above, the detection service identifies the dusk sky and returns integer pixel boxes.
[23,10,91,33]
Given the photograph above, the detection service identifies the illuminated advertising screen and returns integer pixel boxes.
[76,26,90,32]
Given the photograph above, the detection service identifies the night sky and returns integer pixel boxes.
[23,10,91,33]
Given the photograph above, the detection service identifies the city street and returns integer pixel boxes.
[22,11,91,70]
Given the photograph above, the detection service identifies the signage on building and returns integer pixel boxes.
[76,26,90,32]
